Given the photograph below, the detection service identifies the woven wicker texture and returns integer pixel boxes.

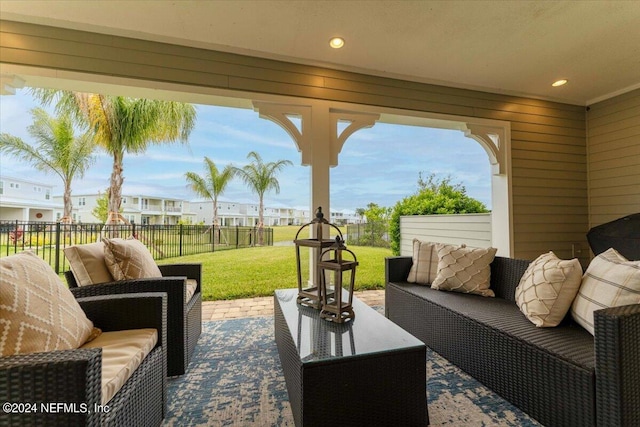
[594,303,640,427]
[386,255,609,427]
[67,263,201,376]
[275,290,428,426]
[0,293,167,427]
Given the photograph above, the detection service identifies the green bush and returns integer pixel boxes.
[389,175,488,255]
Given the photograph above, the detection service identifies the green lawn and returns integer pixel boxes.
[158,244,390,301]
[270,225,346,243]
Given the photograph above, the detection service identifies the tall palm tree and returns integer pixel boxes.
[0,108,95,223]
[185,156,236,227]
[33,89,196,224]
[234,151,292,244]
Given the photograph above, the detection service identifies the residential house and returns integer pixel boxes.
[190,201,312,227]
[0,175,61,222]
[330,209,363,226]
[53,193,196,225]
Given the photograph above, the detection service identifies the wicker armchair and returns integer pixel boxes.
[0,292,167,427]
[65,263,202,377]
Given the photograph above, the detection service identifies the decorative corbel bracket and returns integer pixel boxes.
[329,110,380,166]
[253,101,312,164]
[464,124,506,175]
[253,101,379,166]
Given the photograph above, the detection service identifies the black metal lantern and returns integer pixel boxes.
[294,207,343,309]
[318,236,358,323]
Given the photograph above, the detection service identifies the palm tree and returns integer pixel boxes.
[185,156,236,228]
[0,108,95,223]
[32,89,196,224]
[234,151,292,244]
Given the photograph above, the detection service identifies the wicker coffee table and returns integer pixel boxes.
[274,288,428,427]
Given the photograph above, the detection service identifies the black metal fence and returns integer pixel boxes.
[0,221,273,273]
[346,222,390,248]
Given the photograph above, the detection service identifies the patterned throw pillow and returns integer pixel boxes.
[515,252,583,327]
[571,248,640,335]
[0,251,96,356]
[64,241,114,286]
[407,239,440,285]
[103,238,163,281]
[431,244,497,297]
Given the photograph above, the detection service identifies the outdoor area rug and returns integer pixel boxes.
[163,317,543,426]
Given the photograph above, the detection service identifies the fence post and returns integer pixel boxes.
[236,225,239,249]
[13,219,18,253]
[54,222,61,274]
[179,223,184,257]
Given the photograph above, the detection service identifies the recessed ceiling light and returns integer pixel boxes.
[329,37,345,49]
[552,79,568,87]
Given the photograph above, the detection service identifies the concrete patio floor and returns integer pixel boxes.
[202,289,385,320]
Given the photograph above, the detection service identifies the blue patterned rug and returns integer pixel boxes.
[163,317,542,426]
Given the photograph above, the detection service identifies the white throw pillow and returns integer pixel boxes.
[103,238,162,281]
[515,251,583,327]
[431,244,497,297]
[407,239,440,285]
[571,248,640,335]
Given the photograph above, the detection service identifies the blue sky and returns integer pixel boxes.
[0,89,491,211]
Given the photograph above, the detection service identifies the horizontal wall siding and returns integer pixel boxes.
[0,20,589,261]
[400,214,492,256]
[587,88,640,228]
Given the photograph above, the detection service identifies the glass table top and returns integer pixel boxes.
[275,288,425,363]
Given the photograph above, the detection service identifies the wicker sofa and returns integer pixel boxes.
[66,263,202,377]
[0,292,167,427]
[385,255,640,427]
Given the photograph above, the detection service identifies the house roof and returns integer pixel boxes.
[1,1,639,105]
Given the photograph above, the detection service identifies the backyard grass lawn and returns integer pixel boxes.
[158,244,391,301]
[271,225,346,243]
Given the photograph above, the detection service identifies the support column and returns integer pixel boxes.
[464,123,513,257]
[309,106,331,216]
[253,101,379,221]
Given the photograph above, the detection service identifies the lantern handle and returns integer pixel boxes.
[294,206,344,241]
[320,236,358,263]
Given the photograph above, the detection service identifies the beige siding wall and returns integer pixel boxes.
[587,89,640,228]
[0,20,588,262]
[400,214,492,256]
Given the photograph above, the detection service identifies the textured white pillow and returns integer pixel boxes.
[103,238,162,281]
[431,244,497,297]
[515,252,583,327]
[407,239,439,285]
[0,251,96,356]
[571,248,640,335]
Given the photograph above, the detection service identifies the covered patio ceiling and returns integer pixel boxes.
[1,0,639,106]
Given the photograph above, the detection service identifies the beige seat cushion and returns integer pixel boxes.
[571,248,640,335]
[64,242,114,286]
[407,239,440,285]
[515,251,583,327]
[103,238,162,281]
[185,279,198,303]
[0,251,96,356]
[81,328,158,405]
[431,244,497,297]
